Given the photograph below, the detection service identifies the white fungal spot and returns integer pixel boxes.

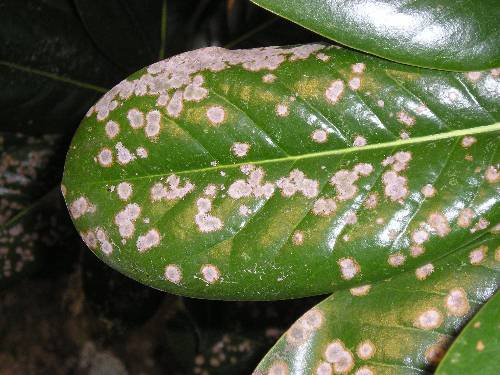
[377,100,384,107]
[382,151,412,172]
[311,129,328,143]
[410,245,425,257]
[445,288,470,316]
[357,340,375,360]
[352,63,365,73]
[145,110,161,138]
[388,252,406,267]
[136,228,160,253]
[381,151,412,202]
[136,147,148,158]
[239,205,251,216]
[195,198,223,233]
[466,71,481,81]
[268,362,288,375]
[262,73,276,83]
[277,169,319,198]
[165,264,182,284]
[292,230,304,246]
[324,340,355,373]
[316,52,330,62]
[355,367,375,375]
[421,184,436,198]
[469,245,487,265]
[97,148,113,167]
[228,167,274,199]
[183,75,208,101]
[349,77,361,90]
[324,340,344,363]
[95,228,113,255]
[382,170,408,202]
[457,208,474,228]
[316,362,332,375]
[105,120,120,139]
[302,308,324,330]
[330,164,374,201]
[353,135,367,147]
[115,203,141,239]
[325,80,344,104]
[117,182,132,200]
[363,193,378,209]
[350,284,371,296]
[87,44,326,122]
[338,257,360,280]
[231,142,250,157]
[201,264,220,284]
[203,184,218,197]
[397,111,415,126]
[150,174,194,201]
[471,217,490,233]
[167,90,183,118]
[485,165,499,183]
[115,142,136,165]
[156,93,169,106]
[70,197,95,219]
[427,212,451,237]
[461,136,477,148]
[345,211,357,225]
[206,105,226,125]
[81,230,98,250]
[400,131,410,140]
[415,309,443,330]
[313,198,337,216]
[415,263,434,280]
[276,103,289,117]
[127,108,144,129]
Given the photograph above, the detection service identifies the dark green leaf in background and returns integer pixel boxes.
[251,0,500,71]
[63,43,500,300]
[0,132,74,286]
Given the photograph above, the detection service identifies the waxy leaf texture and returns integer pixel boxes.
[254,235,499,374]
[252,0,500,71]
[63,44,500,300]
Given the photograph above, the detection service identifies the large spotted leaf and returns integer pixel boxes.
[435,290,499,375]
[62,43,500,300]
[254,235,499,374]
[251,0,500,71]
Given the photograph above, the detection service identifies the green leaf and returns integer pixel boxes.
[435,291,499,375]
[251,0,500,71]
[254,234,499,374]
[62,43,500,300]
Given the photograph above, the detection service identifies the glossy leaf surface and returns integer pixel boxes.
[252,0,500,71]
[254,235,499,374]
[63,43,500,300]
[435,290,499,375]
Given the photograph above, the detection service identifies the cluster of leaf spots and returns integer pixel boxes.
[63,43,499,299]
[434,291,499,374]
[254,235,499,374]
[0,133,63,281]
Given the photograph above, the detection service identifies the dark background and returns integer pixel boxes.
[0,1,329,373]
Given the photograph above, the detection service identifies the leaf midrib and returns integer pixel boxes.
[79,122,500,186]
